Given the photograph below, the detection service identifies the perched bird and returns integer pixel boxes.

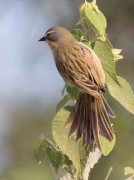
[39,27,115,150]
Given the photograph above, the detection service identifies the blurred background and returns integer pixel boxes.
[0,0,134,179]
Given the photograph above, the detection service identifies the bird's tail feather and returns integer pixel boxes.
[65,93,114,150]
[102,95,116,118]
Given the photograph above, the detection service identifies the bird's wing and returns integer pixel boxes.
[73,74,101,98]
[55,41,105,97]
[77,42,106,91]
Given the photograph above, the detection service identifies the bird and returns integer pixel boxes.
[39,26,115,150]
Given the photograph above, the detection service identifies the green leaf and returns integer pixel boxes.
[66,86,79,100]
[93,39,119,84]
[35,140,42,153]
[99,133,116,156]
[34,142,45,164]
[72,29,83,41]
[52,108,87,176]
[124,167,134,175]
[63,155,72,167]
[46,148,63,172]
[106,75,134,114]
[61,85,66,96]
[34,139,72,172]
[80,2,107,41]
[82,39,91,47]
[64,105,74,112]
[56,95,70,112]
[43,140,66,172]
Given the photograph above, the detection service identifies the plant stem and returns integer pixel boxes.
[126,174,134,180]
[65,167,73,176]
[105,167,113,180]
[83,147,102,180]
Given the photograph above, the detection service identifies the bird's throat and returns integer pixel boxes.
[47,40,58,52]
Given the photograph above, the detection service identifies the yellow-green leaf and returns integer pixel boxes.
[99,133,116,156]
[52,109,87,176]
[124,167,134,175]
[93,39,118,84]
[80,2,107,41]
[106,74,134,114]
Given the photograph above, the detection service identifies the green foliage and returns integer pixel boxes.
[106,75,134,114]
[71,29,83,41]
[93,39,118,84]
[66,85,79,100]
[99,134,116,156]
[93,40,134,113]
[73,3,134,115]
[79,1,107,41]
[34,138,72,172]
[56,83,79,113]
[52,108,87,177]
[71,29,91,47]
[82,39,91,47]
[64,105,74,112]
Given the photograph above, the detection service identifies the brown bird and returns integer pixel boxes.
[39,27,115,150]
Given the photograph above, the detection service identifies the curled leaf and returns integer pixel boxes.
[112,48,123,61]
[124,167,134,175]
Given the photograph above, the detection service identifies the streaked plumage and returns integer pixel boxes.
[39,27,115,150]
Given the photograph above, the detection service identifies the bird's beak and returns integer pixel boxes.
[38,36,46,42]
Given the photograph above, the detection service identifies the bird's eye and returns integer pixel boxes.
[45,32,55,42]
[47,33,51,39]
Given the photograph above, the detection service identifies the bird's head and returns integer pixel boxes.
[39,27,75,50]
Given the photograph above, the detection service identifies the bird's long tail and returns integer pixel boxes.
[65,93,115,150]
